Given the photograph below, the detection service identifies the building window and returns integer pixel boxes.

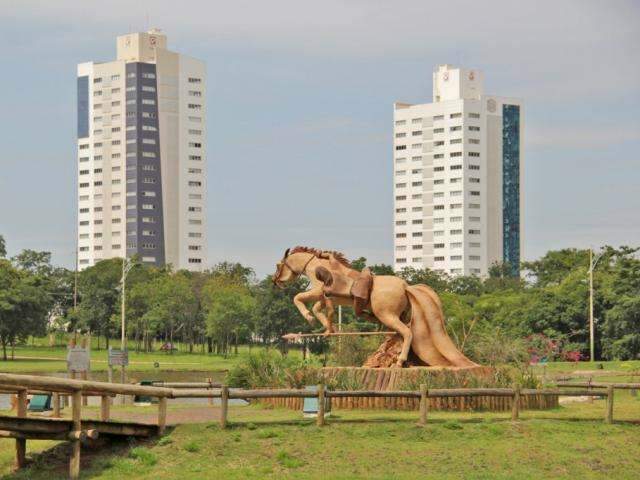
[433,115,444,121]
[469,177,480,183]
[450,113,462,119]
[189,232,203,238]
[434,154,444,159]
[189,181,202,187]
[450,139,462,144]
[395,233,407,238]
[469,203,480,209]
[395,145,406,151]
[189,142,202,148]
[469,126,480,131]
[189,155,202,161]
[188,77,202,83]
[395,195,406,201]
[450,255,462,261]
[469,113,480,119]
[469,152,480,157]
[450,126,461,132]
[141,99,156,105]
[471,191,480,196]
[434,166,445,172]
[469,165,480,170]
[450,165,462,170]
[434,179,444,185]
[451,242,462,248]
[142,72,156,79]
[395,132,406,138]
[188,103,202,110]
[469,139,480,144]
[433,128,444,133]
[412,232,423,237]
[450,203,462,209]
[434,256,445,262]
[434,243,445,249]
[469,255,481,261]
[450,229,462,235]
[434,205,445,210]
[469,229,480,234]
[412,131,422,136]
[450,152,462,157]
[434,141,445,146]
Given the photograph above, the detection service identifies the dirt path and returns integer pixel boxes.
[110,406,221,425]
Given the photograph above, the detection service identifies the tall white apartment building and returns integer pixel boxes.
[76,30,206,271]
[393,65,523,276]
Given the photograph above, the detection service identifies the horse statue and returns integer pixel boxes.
[272,246,478,368]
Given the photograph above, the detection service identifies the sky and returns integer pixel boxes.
[0,0,639,277]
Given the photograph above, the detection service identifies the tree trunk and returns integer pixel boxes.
[2,340,7,361]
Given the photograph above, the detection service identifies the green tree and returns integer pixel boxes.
[0,259,50,359]
[253,276,310,352]
[601,296,640,359]
[202,277,255,355]
[76,258,122,348]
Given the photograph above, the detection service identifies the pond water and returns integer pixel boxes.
[0,370,248,409]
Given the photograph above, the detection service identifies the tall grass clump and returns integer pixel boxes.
[226,350,322,388]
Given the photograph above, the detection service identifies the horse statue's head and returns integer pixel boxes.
[272,248,293,287]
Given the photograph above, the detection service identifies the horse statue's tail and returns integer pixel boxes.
[406,284,478,368]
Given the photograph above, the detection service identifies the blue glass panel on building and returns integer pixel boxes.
[77,76,89,138]
[502,104,520,277]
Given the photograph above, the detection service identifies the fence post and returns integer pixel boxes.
[70,390,82,480]
[15,390,27,469]
[158,397,167,435]
[52,392,61,418]
[511,387,520,421]
[419,384,428,426]
[100,395,110,421]
[220,385,229,429]
[207,377,213,406]
[317,384,325,427]
[605,385,614,424]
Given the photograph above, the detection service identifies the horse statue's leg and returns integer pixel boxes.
[312,298,335,334]
[293,289,323,325]
[374,312,412,367]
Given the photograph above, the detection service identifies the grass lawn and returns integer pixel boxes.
[0,393,638,479]
[0,340,296,374]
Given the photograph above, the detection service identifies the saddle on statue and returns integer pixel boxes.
[315,266,374,316]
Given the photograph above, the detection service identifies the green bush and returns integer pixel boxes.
[226,350,321,388]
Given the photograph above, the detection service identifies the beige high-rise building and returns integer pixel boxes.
[393,64,523,276]
[76,30,206,271]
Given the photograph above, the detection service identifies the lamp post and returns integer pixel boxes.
[588,248,604,363]
[120,257,136,397]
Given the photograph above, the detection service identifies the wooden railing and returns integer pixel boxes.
[0,373,629,479]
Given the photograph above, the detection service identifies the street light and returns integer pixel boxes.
[588,248,604,363]
[119,257,136,396]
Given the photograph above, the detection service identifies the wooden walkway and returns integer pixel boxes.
[0,414,158,439]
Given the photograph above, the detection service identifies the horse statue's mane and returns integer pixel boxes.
[289,246,352,268]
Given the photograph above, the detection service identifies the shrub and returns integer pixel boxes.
[226,350,321,388]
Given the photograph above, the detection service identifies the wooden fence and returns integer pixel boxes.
[0,373,632,479]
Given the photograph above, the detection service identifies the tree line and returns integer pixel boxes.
[1,233,638,361]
